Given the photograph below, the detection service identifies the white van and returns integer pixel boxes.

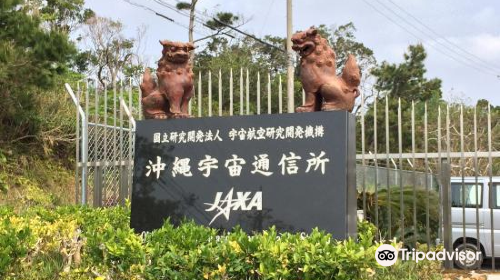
[451,176,500,269]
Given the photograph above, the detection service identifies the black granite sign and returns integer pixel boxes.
[130,111,357,239]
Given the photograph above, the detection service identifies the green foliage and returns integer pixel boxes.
[0,213,36,277]
[38,0,94,33]
[0,206,443,279]
[374,257,441,280]
[0,176,7,193]
[0,150,76,210]
[359,44,444,157]
[0,0,80,148]
[205,12,240,30]
[176,2,192,10]
[371,44,442,102]
[359,187,441,245]
[0,150,7,193]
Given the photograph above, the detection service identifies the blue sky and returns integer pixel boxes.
[84,0,500,105]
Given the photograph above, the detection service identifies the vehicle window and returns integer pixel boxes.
[493,184,500,209]
[451,183,482,208]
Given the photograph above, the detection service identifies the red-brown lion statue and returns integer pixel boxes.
[140,40,195,119]
[292,27,361,112]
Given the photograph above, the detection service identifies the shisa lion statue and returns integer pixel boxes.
[140,40,195,119]
[292,27,361,112]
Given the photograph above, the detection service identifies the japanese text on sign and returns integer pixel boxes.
[152,125,325,144]
[144,151,330,179]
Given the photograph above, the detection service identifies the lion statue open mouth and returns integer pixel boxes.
[292,26,361,113]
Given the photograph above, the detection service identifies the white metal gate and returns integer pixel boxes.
[65,80,137,207]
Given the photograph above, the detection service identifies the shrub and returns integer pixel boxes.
[358,186,440,245]
[0,205,443,279]
[0,213,36,277]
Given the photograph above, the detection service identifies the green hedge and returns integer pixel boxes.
[0,205,442,280]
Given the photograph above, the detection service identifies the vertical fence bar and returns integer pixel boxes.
[412,101,417,247]
[268,73,271,114]
[460,105,466,248]
[113,83,117,205]
[257,72,261,115]
[129,78,132,120]
[424,102,430,247]
[198,72,202,117]
[398,98,404,243]
[75,82,81,204]
[138,74,143,120]
[188,89,192,116]
[302,88,306,106]
[446,105,451,165]
[437,106,443,243]
[279,75,283,114]
[128,78,133,199]
[119,81,125,206]
[208,71,212,117]
[385,95,391,239]
[444,104,453,268]
[446,104,452,268]
[246,69,250,115]
[93,79,102,207]
[240,68,244,115]
[93,80,98,153]
[361,92,366,218]
[189,74,196,116]
[373,95,379,233]
[219,69,222,116]
[83,79,90,205]
[441,158,453,269]
[474,106,480,256]
[488,103,495,270]
[230,69,234,116]
[103,83,108,205]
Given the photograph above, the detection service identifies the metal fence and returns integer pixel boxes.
[65,81,137,207]
[358,96,500,270]
[66,70,500,270]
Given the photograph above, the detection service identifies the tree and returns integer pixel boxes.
[176,0,198,61]
[0,0,77,142]
[36,0,94,33]
[360,44,444,162]
[371,44,442,102]
[82,16,145,87]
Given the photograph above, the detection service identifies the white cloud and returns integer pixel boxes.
[467,33,500,61]
[471,6,497,27]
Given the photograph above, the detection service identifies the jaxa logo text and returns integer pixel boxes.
[204,188,262,225]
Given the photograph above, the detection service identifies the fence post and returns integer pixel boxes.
[93,80,102,207]
[440,158,453,269]
[93,165,103,207]
[81,114,88,206]
[75,82,81,205]
[119,83,126,206]
[83,80,89,205]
